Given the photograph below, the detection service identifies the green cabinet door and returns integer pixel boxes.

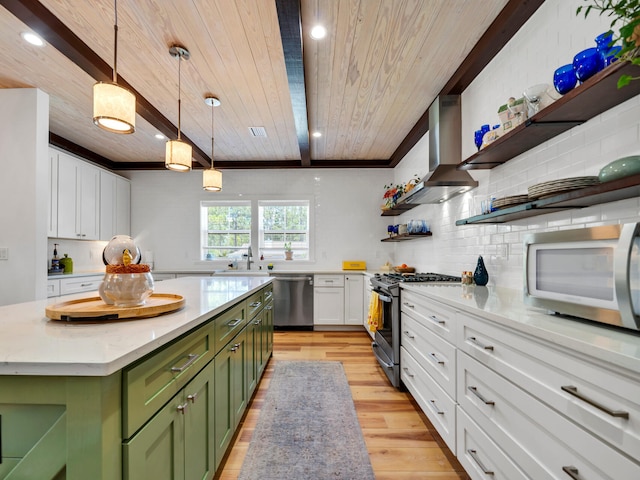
[262,301,274,373]
[245,317,259,398]
[123,360,215,480]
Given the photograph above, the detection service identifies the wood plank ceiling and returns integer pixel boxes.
[0,0,543,170]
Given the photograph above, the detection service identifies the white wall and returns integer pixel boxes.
[392,0,640,287]
[0,89,49,305]
[127,168,391,271]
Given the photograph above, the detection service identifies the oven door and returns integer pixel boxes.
[371,287,400,387]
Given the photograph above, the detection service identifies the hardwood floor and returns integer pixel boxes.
[215,330,470,479]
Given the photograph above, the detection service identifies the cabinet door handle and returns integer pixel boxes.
[227,318,242,328]
[402,302,415,309]
[230,343,241,352]
[429,352,445,365]
[253,319,263,325]
[403,330,415,339]
[265,305,273,310]
[467,449,494,476]
[187,393,198,404]
[468,386,495,405]
[467,336,494,351]
[562,466,583,480]
[428,399,445,415]
[171,353,199,373]
[428,314,445,325]
[402,367,414,378]
[561,385,629,419]
[249,301,262,308]
[176,402,188,414]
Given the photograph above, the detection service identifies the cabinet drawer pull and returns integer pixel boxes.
[170,353,199,373]
[562,466,583,480]
[227,318,242,328]
[428,314,445,325]
[428,399,445,415]
[403,330,415,339]
[429,352,445,365]
[467,449,494,476]
[80,283,93,287]
[230,343,241,352]
[467,336,494,351]
[402,367,414,378]
[176,402,188,414]
[253,319,263,325]
[403,302,415,309]
[468,386,495,405]
[249,301,262,308]
[561,385,629,419]
[265,305,273,311]
[187,393,198,404]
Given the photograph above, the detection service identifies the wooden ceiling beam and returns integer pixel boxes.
[275,0,311,167]
[3,0,211,169]
[388,0,545,167]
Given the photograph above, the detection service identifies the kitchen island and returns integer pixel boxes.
[0,276,274,480]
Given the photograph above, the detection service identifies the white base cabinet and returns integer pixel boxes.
[314,274,364,326]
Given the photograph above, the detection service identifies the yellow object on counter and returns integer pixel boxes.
[342,260,366,270]
[367,292,382,332]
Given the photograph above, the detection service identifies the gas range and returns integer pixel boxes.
[372,272,461,290]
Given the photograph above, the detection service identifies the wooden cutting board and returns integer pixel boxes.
[46,293,185,321]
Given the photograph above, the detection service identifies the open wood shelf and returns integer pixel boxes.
[381,232,433,242]
[457,61,640,170]
[380,203,419,216]
[455,174,640,225]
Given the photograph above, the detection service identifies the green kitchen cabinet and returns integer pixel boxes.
[245,315,259,398]
[123,359,215,480]
[213,330,246,469]
[262,299,274,375]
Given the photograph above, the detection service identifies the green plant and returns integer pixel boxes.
[577,0,640,87]
[284,242,292,252]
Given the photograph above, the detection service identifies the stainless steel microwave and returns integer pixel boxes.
[524,223,640,331]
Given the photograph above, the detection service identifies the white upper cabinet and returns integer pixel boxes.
[56,151,100,240]
[100,171,131,240]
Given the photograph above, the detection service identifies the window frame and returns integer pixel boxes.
[199,194,314,265]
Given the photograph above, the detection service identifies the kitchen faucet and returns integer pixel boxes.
[246,245,253,270]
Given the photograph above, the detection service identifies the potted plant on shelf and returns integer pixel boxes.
[577,0,640,87]
[284,242,293,260]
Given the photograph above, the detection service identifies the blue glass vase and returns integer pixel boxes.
[573,48,604,82]
[553,64,577,95]
[473,255,489,286]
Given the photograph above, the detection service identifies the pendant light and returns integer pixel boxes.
[203,96,222,191]
[165,45,193,171]
[93,0,135,134]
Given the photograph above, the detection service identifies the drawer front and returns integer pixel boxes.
[457,312,640,460]
[123,322,215,438]
[401,311,456,399]
[457,407,529,480]
[47,280,60,297]
[400,289,456,344]
[214,302,247,353]
[458,352,640,480]
[401,347,456,454]
[314,274,344,287]
[59,275,103,295]
[246,289,264,319]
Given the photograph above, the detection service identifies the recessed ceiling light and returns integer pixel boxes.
[21,32,44,47]
[155,133,166,140]
[310,25,327,40]
[312,131,322,138]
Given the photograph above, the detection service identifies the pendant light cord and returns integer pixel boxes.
[112,0,118,83]
[177,54,182,140]
[210,101,215,169]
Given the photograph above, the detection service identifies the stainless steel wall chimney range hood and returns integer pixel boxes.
[398,95,478,204]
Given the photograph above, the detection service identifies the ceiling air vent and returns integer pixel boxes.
[249,126,267,137]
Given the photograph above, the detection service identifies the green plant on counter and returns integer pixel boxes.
[577,0,640,87]
[284,242,292,252]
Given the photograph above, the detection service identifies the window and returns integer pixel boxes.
[201,201,251,260]
[200,198,311,262]
[259,200,310,260]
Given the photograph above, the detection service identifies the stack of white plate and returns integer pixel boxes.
[528,176,599,199]
[492,195,530,209]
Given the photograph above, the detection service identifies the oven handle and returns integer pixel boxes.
[371,342,394,369]
[372,288,393,303]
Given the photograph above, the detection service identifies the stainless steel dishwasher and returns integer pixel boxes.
[269,273,314,330]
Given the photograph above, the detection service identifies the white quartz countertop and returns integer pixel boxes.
[1,276,272,377]
[401,283,640,374]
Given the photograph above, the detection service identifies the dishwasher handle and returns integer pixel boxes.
[274,276,313,284]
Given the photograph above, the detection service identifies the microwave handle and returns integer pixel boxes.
[614,222,640,330]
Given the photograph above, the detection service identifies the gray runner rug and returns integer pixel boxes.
[238,361,375,480]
